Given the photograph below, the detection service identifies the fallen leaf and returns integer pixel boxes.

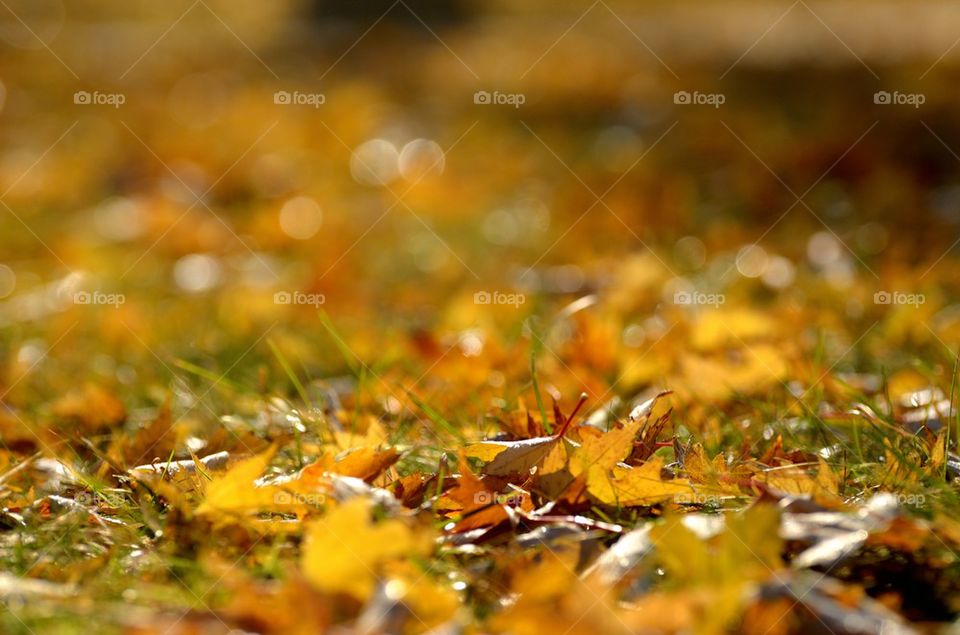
[196,447,277,516]
[301,498,425,599]
[587,457,694,506]
[300,446,399,483]
[465,436,559,476]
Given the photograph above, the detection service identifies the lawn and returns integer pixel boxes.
[1,1,960,633]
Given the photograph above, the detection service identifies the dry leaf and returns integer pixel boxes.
[301,498,425,599]
[587,457,694,506]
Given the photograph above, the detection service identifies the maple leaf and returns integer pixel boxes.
[440,455,530,532]
[465,393,588,476]
[301,498,426,599]
[465,436,559,476]
[196,447,278,516]
[752,458,845,508]
[392,471,434,508]
[570,417,643,475]
[587,457,694,507]
[299,446,399,484]
[532,393,676,504]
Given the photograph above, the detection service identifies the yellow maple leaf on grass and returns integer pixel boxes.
[587,457,695,507]
[755,457,845,508]
[302,498,428,599]
[570,417,643,475]
[196,443,402,521]
[300,446,400,484]
[197,447,278,516]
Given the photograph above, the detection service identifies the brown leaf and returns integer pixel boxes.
[111,396,177,469]
[439,455,511,532]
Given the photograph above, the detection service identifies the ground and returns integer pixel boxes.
[1,2,960,634]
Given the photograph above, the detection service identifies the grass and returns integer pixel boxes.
[3,4,960,633]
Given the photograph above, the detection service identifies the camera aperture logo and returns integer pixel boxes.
[874,91,924,108]
[874,291,924,307]
[473,290,525,308]
[74,90,126,108]
[274,291,326,307]
[274,90,326,108]
[674,90,725,108]
[73,291,125,308]
[474,90,525,108]
[674,291,725,307]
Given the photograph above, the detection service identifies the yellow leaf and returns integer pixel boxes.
[398,576,459,629]
[197,447,277,516]
[690,309,777,352]
[929,431,947,476]
[300,447,399,483]
[539,439,571,475]
[570,418,642,476]
[333,418,388,450]
[651,515,711,586]
[683,444,722,483]
[680,346,788,400]
[759,462,844,508]
[464,441,512,462]
[301,498,422,599]
[651,506,784,634]
[816,457,840,497]
[725,504,783,577]
[587,457,694,506]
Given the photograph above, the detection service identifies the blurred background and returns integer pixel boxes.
[3,0,960,432]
